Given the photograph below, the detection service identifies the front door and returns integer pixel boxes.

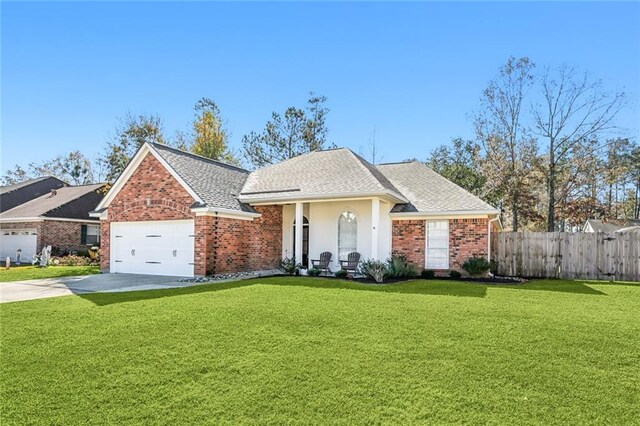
[293,217,309,268]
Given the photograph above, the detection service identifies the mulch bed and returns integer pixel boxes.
[310,274,526,285]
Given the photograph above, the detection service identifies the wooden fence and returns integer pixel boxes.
[491,232,640,281]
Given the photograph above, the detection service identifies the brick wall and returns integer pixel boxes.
[449,218,489,272]
[100,153,196,271]
[212,205,283,274]
[391,220,426,268]
[1,220,98,255]
[391,218,491,273]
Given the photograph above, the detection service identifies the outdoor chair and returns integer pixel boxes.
[339,252,361,275]
[311,251,332,275]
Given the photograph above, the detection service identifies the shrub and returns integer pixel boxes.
[462,257,491,277]
[421,269,436,279]
[334,269,348,279]
[360,259,388,283]
[307,268,322,277]
[279,257,297,275]
[386,254,418,279]
[449,270,462,279]
[52,255,92,266]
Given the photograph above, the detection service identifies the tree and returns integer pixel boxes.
[427,138,487,198]
[190,98,240,165]
[100,113,165,182]
[532,65,626,231]
[1,151,94,186]
[242,93,332,168]
[475,57,538,231]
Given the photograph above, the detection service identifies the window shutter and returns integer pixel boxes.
[81,225,87,245]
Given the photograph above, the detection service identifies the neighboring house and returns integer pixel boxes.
[0,176,66,213]
[583,219,640,233]
[93,143,500,277]
[0,183,106,262]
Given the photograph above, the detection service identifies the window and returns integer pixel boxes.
[338,211,357,260]
[426,220,449,269]
[81,224,100,246]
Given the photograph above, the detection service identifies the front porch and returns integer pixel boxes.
[279,198,393,272]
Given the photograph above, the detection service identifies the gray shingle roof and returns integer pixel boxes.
[150,144,254,212]
[240,148,406,202]
[376,161,498,214]
[1,184,104,219]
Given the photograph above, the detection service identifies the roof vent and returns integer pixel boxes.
[50,189,57,197]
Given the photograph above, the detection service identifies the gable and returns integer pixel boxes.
[109,152,196,220]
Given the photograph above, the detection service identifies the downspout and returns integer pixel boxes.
[487,216,500,264]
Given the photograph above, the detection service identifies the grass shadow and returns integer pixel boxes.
[76,277,489,306]
[492,279,607,295]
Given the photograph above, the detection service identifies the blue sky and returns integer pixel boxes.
[2,1,639,173]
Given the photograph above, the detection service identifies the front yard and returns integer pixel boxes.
[1,277,638,424]
[0,265,100,282]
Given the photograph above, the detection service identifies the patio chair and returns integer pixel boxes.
[339,252,361,275]
[311,251,332,275]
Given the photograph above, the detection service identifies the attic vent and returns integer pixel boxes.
[50,189,57,197]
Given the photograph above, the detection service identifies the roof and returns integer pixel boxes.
[149,144,254,212]
[239,148,407,202]
[0,177,53,195]
[0,184,105,220]
[376,161,498,214]
[585,219,640,233]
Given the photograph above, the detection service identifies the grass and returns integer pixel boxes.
[0,265,100,282]
[1,277,639,424]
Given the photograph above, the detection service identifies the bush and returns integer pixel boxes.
[307,268,322,277]
[449,270,462,279]
[279,257,297,275]
[360,259,388,283]
[421,269,436,279]
[334,269,348,279]
[52,255,93,266]
[462,257,490,277]
[385,254,418,279]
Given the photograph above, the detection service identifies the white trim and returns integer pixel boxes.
[391,210,499,220]
[94,143,204,211]
[191,206,261,221]
[240,190,407,205]
[0,217,99,224]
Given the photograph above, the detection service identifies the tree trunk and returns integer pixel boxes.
[511,195,519,231]
[547,160,556,232]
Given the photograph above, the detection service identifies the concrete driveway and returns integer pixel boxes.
[0,274,197,304]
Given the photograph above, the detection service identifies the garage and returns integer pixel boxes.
[0,228,38,263]
[110,220,195,277]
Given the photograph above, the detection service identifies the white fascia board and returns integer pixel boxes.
[95,143,204,211]
[390,210,500,220]
[241,191,407,206]
[192,206,261,221]
[89,211,108,220]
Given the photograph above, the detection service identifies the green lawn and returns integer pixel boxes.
[1,277,638,424]
[0,265,100,282]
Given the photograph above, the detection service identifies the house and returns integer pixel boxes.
[92,143,500,277]
[0,176,66,213]
[583,218,640,233]
[0,182,106,262]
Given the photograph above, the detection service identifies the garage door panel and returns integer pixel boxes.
[110,220,195,277]
[0,229,38,263]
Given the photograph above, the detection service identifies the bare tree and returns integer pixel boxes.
[532,66,626,231]
[475,57,537,231]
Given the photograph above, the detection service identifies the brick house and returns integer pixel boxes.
[0,182,106,262]
[92,143,500,277]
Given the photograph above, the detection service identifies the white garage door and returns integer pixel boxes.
[0,229,38,263]
[110,220,195,277]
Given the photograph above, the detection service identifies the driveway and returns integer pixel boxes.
[0,274,198,304]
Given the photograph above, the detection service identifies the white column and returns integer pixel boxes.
[295,201,303,264]
[371,197,380,260]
